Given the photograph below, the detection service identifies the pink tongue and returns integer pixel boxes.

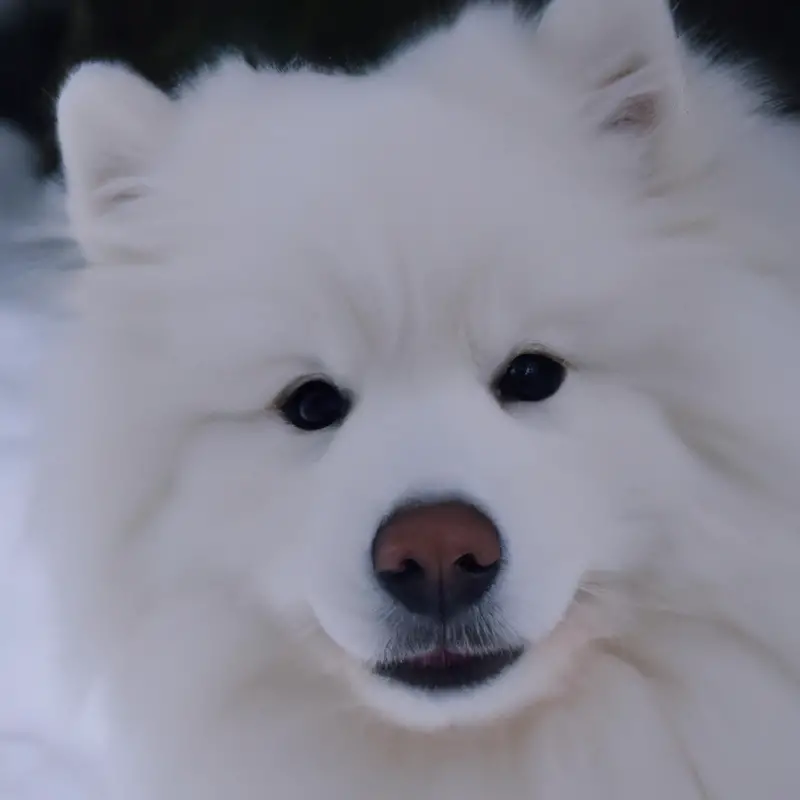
[411,650,471,669]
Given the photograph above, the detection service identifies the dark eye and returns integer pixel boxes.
[277,378,351,431]
[492,351,566,404]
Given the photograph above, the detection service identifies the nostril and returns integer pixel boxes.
[377,558,426,593]
[454,553,499,574]
[382,558,424,579]
[376,557,434,617]
[401,558,423,574]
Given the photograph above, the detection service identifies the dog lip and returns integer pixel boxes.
[373,647,524,692]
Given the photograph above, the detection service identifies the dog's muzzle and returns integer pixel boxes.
[371,498,523,691]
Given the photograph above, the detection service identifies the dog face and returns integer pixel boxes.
[48,0,800,733]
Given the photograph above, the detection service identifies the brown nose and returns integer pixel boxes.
[372,500,502,619]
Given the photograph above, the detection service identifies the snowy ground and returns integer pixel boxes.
[0,124,101,799]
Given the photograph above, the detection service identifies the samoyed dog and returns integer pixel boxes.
[31,0,800,797]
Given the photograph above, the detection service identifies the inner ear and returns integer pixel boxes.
[56,62,176,262]
[608,93,659,133]
[589,56,678,136]
[535,0,702,184]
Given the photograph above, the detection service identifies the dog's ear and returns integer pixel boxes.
[57,62,175,263]
[538,0,702,187]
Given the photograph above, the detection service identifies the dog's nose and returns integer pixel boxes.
[372,500,502,619]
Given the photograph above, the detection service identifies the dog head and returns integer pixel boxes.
[46,0,800,734]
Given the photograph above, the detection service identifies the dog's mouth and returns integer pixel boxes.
[374,647,524,691]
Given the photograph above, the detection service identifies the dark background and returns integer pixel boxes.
[2,0,800,172]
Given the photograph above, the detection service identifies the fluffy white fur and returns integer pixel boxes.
[32,0,800,797]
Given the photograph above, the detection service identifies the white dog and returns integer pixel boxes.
[32,0,800,797]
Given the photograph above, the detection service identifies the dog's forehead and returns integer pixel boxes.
[151,70,660,372]
[164,78,634,300]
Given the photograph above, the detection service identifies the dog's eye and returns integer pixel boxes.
[277,379,351,431]
[492,351,566,404]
